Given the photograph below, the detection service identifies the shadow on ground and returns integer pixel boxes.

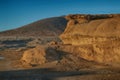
[0,68,98,80]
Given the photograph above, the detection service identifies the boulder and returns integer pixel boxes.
[21,46,46,66]
[48,41,57,45]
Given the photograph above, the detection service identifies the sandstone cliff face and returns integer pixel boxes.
[60,14,120,66]
[59,41,120,66]
[60,14,120,45]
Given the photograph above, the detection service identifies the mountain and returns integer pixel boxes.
[0,16,67,37]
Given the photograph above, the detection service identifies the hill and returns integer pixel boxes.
[0,16,67,37]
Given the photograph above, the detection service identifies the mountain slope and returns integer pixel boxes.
[0,16,67,37]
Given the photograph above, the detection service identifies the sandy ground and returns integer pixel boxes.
[0,49,120,80]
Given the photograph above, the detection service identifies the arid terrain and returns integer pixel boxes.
[0,14,120,80]
[0,16,67,37]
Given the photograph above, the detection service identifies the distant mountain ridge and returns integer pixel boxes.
[0,16,67,37]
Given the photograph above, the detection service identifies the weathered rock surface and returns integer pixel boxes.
[60,14,120,45]
[21,45,62,66]
[60,14,120,66]
[21,46,46,66]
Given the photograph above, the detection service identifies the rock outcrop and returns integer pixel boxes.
[21,45,62,66]
[60,14,120,66]
[60,14,120,45]
[21,46,46,66]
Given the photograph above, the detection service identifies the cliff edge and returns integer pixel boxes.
[60,14,120,66]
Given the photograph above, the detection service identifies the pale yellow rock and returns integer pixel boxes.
[21,45,46,65]
[59,14,120,66]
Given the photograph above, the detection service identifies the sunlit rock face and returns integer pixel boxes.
[21,46,46,65]
[60,14,120,66]
[60,14,120,45]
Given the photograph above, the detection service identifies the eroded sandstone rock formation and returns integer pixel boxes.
[60,14,120,66]
[21,45,61,66]
[60,14,120,45]
[21,46,46,66]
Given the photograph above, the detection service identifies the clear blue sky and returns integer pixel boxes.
[0,0,120,32]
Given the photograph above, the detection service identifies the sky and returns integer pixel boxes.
[0,0,120,32]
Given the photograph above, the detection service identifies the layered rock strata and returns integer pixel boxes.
[60,14,120,66]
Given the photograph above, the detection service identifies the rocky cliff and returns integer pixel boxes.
[60,14,120,66]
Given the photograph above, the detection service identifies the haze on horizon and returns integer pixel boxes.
[0,0,120,32]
